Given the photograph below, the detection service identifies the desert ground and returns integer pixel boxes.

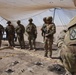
[0,26,69,75]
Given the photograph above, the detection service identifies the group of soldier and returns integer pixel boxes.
[0,19,37,50]
[0,16,56,58]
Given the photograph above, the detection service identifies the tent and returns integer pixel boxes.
[0,0,76,27]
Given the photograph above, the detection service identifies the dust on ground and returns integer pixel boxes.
[0,41,67,75]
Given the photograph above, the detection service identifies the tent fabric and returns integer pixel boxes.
[0,0,76,26]
[0,9,76,27]
[0,0,76,20]
[67,16,76,28]
[0,17,7,27]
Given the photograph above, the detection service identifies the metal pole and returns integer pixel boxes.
[53,8,56,22]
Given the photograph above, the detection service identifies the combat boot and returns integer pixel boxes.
[49,55,52,58]
[29,47,33,50]
[44,53,48,57]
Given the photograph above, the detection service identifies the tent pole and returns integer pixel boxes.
[53,8,56,22]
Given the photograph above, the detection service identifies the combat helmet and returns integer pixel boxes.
[17,20,21,24]
[43,17,47,21]
[28,18,33,21]
[47,16,53,21]
[7,21,11,24]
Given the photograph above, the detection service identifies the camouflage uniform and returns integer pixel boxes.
[41,17,47,41]
[5,21,15,47]
[15,20,25,49]
[44,17,56,57]
[60,44,76,75]
[0,24,4,47]
[26,18,37,50]
[60,24,76,75]
[57,30,67,52]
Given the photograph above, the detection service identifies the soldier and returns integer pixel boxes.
[0,24,4,47]
[57,29,67,48]
[15,20,25,49]
[5,21,15,47]
[44,16,56,57]
[60,24,76,75]
[26,18,37,50]
[41,17,47,41]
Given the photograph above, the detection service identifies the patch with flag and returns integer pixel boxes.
[69,27,76,40]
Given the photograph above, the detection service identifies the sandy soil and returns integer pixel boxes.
[0,40,66,75]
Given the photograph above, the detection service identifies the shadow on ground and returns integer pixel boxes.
[2,41,58,51]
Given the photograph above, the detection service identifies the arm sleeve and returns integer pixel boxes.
[34,25,37,34]
[46,24,56,36]
[25,25,29,33]
[22,25,25,33]
[50,24,56,34]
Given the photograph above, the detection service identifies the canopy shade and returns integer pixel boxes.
[0,8,76,27]
[0,0,76,21]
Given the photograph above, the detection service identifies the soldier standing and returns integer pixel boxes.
[60,28,76,75]
[15,20,25,49]
[57,29,67,48]
[26,18,37,50]
[5,21,15,47]
[44,16,56,57]
[41,17,47,41]
[0,24,4,47]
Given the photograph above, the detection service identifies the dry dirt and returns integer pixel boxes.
[0,40,67,75]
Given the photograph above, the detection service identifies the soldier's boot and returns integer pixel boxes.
[9,41,15,49]
[49,50,52,58]
[44,53,48,57]
[49,54,52,58]
[12,41,15,47]
[20,41,23,49]
[44,54,47,57]
[21,46,25,49]
[44,41,48,57]
[21,41,25,49]
[29,47,32,50]
[23,42,25,49]
[33,40,36,50]
[44,49,48,57]
[29,40,33,50]
[33,46,36,51]
[29,42,32,50]
[10,41,14,49]
[48,43,52,58]
[29,45,33,50]
[9,41,12,48]
[23,46,25,49]
[20,42,23,49]
[22,39,25,49]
